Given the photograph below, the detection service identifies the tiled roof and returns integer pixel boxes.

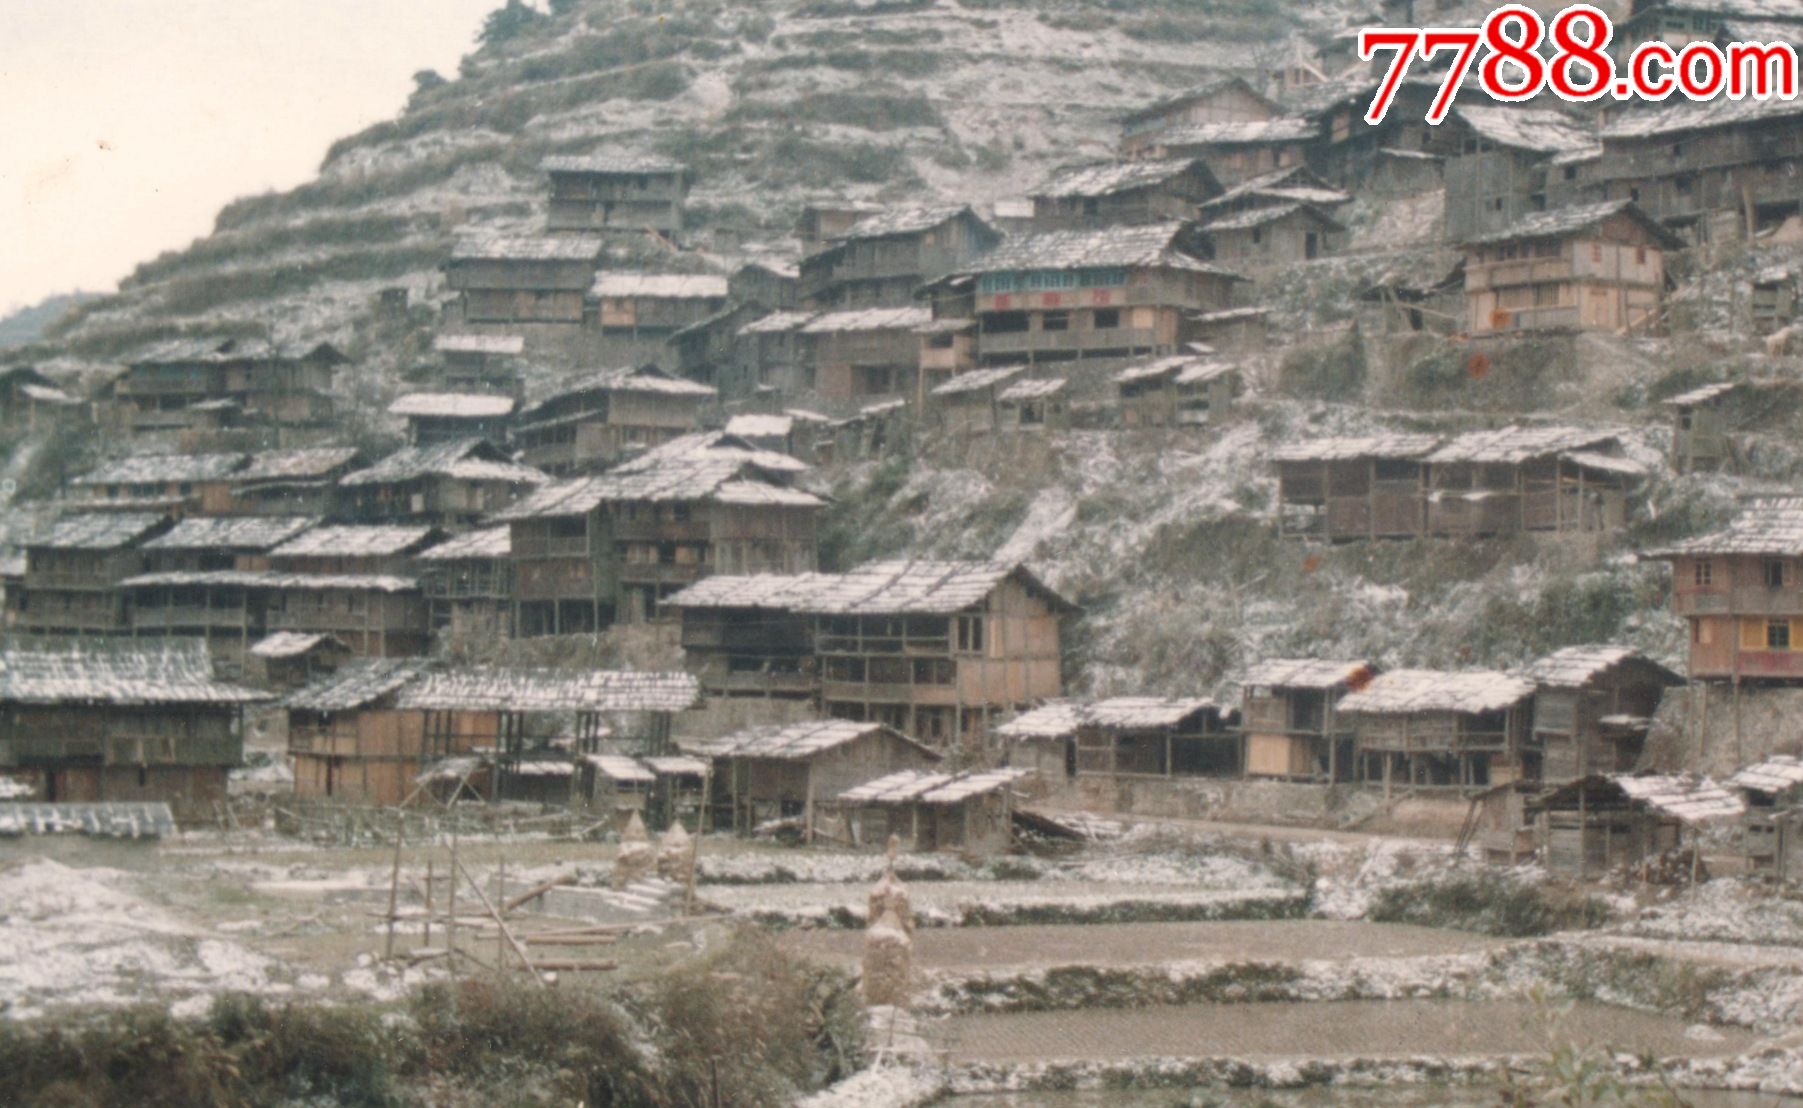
[799,306,932,334]
[1730,754,1803,797]
[1336,669,1536,715]
[1646,497,1803,558]
[142,516,315,552]
[418,525,511,561]
[838,768,1029,804]
[495,455,818,519]
[1202,202,1342,233]
[665,559,1074,615]
[248,632,347,659]
[1453,105,1599,155]
[522,366,715,414]
[1461,200,1681,248]
[1523,645,1679,688]
[1664,382,1738,408]
[961,222,1241,278]
[684,719,939,761]
[434,334,525,355]
[388,393,516,419]
[590,273,728,299]
[1607,774,1745,823]
[739,310,818,335]
[1422,425,1622,464]
[542,153,686,174]
[119,570,419,593]
[1155,118,1315,145]
[392,667,699,712]
[1242,658,1374,690]
[586,754,655,784]
[448,233,604,262]
[1602,91,1803,140]
[832,204,976,242]
[73,453,246,485]
[1269,433,1443,463]
[339,439,547,488]
[29,512,168,551]
[0,641,267,706]
[1200,166,1350,211]
[233,447,362,482]
[723,413,794,439]
[931,367,1023,397]
[999,378,1067,402]
[1032,157,1212,199]
[270,524,436,559]
[286,658,433,712]
[611,431,808,474]
[1114,354,1234,386]
[995,697,1219,739]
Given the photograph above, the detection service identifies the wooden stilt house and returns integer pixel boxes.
[832,768,1030,854]
[1522,645,1683,783]
[1527,774,1743,879]
[1336,669,1538,793]
[1730,755,1803,882]
[997,697,1240,782]
[1239,658,1375,782]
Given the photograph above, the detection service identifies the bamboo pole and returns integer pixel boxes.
[454,856,546,988]
[423,861,433,949]
[383,813,405,959]
[448,828,460,979]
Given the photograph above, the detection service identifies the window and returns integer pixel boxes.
[1770,620,1792,650]
[984,311,1030,334]
[1766,560,1787,588]
[956,615,985,653]
[1563,166,1578,181]
[1093,308,1120,329]
[1082,198,1099,216]
[1591,243,1603,263]
[1251,227,1264,244]
[1042,311,1070,332]
[1694,560,1712,587]
[1636,246,1648,265]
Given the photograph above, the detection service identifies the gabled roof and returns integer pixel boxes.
[1114,354,1235,387]
[520,365,715,415]
[0,641,267,706]
[1242,658,1374,691]
[1664,382,1739,408]
[1199,166,1350,212]
[831,204,982,243]
[233,447,363,482]
[392,667,699,713]
[248,632,349,660]
[448,233,605,263]
[799,306,933,334]
[339,439,547,489]
[1535,773,1745,824]
[739,310,819,336]
[1202,202,1344,234]
[1031,157,1218,200]
[1523,645,1682,689]
[1121,77,1277,126]
[119,570,419,593]
[494,456,820,519]
[29,512,169,551]
[683,719,940,762]
[142,516,315,552]
[1646,497,1803,558]
[590,273,729,300]
[1460,200,1683,249]
[1423,425,1623,464]
[960,222,1243,279]
[1730,754,1803,797]
[270,524,437,559]
[723,413,795,439]
[931,366,1023,398]
[999,378,1067,402]
[73,453,247,486]
[286,658,433,712]
[1336,669,1536,715]
[665,559,1076,616]
[388,393,516,419]
[542,153,686,175]
[838,768,1029,805]
[611,430,808,475]
[1602,90,1803,140]
[995,696,1220,739]
[1154,119,1316,146]
[434,334,525,356]
[418,525,511,561]
[1269,433,1443,463]
[1452,106,1600,156]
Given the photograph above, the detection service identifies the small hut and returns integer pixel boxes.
[997,697,1240,781]
[247,632,352,690]
[1529,774,1743,880]
[996,378,1069,433]
[1730,755,1803,881]
[1239,658,1374,782]
[833,768,1030,855]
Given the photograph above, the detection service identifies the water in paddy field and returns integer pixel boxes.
[952,1091,1803,1107]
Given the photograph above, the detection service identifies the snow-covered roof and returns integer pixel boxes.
[999,378,1067,402]
[838,768,1028,805]
[831,204,977,243]
[612,430,808,474]
[1242,658,1374,690]
[142,516,315,552]
[1114,354,1235,387]
[1155,118,1315,146]
[931,366,1023,397]
[1336,669,1536,715]
[495,457,819,519]
[393,667,699,713]
[0,641,268,706]
[1461,200,1681,249]
[1563,451,1647,478]
[641,754,709,777]
[339,439,547,488]
[1664,382,1738,408]
[119,570,419,593]
[434,334,524,355]
[1453,106,1599,156]
[448,233,604,262]
[248,632,347,659]
[723,413,794,438]
[1730,754,1803,797]
[685,719,939,761]
[542,153,686,175]
[1123,76,1274,124]
[1031,157,1212,199]
[1423,425,1622,464]
[418,525,511,561]
[1602,90,1803,140]
[1610,774,1745,823]
[1269,433,1443,463]
[1200,166,1351,211]
[270,524,436,559]
[799,306,932,334]
[1523,645,1679,688]
[739,310,817,336]
[995,696,1220,739]
[29,513,167,551]
[233,447,362,482]
[73,453,246,485]
[1648,498,1803,558]
[590,273,729,300]
[665,560,1074,615]
[521,366,715,413]
[286,658,433,712]
[387,393,515,419]
[18,382,76,404]
[1203,202,1342,233]
[962,222,1242,279]
[585,754,655,784]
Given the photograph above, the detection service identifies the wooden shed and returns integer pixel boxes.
[417,525,514,640]
[542,154,689,235]
[388,392,516,447]
[512,365,716,476]
[1522,645,1683,783]
[443,234,605,327]
[246,632,352,691]
[1528,774,1743,880]
[832,768,1030,855]
[1663,381,1739,474]
[928,366,1023,435]
[1027,157,1221,231]
[997,696,1240,782]
[1201,203,1344,269]
[1730,755,1803,881]
[1240,658,1375,782]
[1337,669,1538,794]
[1114,355,1239,429]
[996,378,1069,434]
[337,439,548,529]
[684,719,942,838]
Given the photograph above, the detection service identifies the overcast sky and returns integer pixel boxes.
[0,0,501,314]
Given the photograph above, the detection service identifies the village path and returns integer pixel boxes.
[782,919,1503,970]
[938,998,1760,1064]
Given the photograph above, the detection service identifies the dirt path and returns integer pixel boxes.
[944,998,1759,1063]
[783,919,1505,969]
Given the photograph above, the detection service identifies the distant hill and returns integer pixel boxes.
[0,292,103,350]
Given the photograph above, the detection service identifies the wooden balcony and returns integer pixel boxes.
[1673,587,1803,618]
[1466,258,1575,290]
[978,327,1160,357]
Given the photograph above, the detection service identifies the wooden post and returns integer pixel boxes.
[383,813,405,959]
[448,828,460,978]
[496,859,507,971]
[1577,784,1588,882]
[423,860,434,949]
